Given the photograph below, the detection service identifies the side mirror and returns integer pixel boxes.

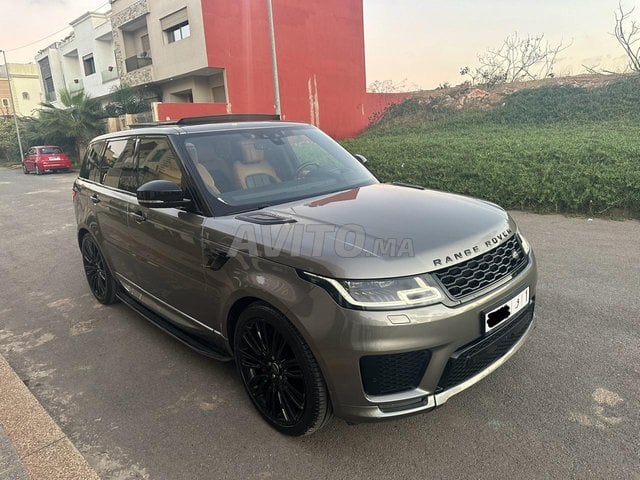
[354,154,368,165]
[137,180,191,209]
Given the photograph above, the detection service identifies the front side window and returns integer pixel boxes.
[80,141,106,182]
[137,137,183,187]
[101,138,136,188]
[181,126,377,214]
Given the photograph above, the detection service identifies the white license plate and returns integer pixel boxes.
[484,287,530,334]
[49,157,61,161]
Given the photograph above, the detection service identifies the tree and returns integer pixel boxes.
[614,1,640,72]
[0,117,19,163]
[461,33,571,86]
[104,83,154,117]
[35,89,104,161]
[368,78,420,93]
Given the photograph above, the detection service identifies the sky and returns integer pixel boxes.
[0,0,631,89]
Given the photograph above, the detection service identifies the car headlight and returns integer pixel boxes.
[300,272,445,310]
[517,229,531,254]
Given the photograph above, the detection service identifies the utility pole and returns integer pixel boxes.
[266,0,281,117]
[0,50,25,161]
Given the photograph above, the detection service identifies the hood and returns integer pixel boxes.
[206,184,516,279]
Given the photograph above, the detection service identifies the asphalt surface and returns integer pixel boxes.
[0,166,638,480]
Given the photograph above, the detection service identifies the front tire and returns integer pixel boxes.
[80,234,117,304]
[234,303,332,436]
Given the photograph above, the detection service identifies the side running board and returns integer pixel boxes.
[117,292,233,362]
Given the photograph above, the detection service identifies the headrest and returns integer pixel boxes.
[239,141,265,164]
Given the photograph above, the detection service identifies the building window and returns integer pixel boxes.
[1,99,9,107]
[161,8,190,44]
[83,54,96,76]
[166,22,190,43]
[22,92,29,100]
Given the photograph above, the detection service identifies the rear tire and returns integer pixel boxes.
[234,302,332,436]
[22,164,28,174]
[80,234,118,305]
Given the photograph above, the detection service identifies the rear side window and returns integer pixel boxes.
[79,141,105,182]
[101,138,137,190]
[137,137,183,186]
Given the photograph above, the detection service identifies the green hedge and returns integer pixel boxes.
[341,76,640,218]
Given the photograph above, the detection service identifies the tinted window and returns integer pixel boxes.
[180,126,376,212]
[137,138,183,187]
[79,141,105,182]
[101,139,136,188]
[39,147,63,154]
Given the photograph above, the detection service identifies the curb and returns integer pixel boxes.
[0,354,100,480]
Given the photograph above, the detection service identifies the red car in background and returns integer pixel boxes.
[22,146,72,175]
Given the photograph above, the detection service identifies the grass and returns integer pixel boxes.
[342,76,640,218]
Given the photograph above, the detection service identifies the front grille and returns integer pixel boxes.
[437,304,534,390]
[433,235,528,300]
[360,350,431,396]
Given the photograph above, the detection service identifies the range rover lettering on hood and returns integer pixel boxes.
[432,229,513,267]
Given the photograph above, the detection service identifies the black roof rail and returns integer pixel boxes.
[177,113,281,125]
[128,113,281,129]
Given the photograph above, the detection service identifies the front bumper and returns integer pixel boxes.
[291,253,537,423]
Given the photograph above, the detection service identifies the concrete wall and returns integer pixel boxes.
[67,13,120,98]
[0,64,42,117]
[113,0,406,138]
[35,12,119,106]
[110,0,207,86]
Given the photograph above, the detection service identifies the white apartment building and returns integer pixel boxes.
[35,11,120,106]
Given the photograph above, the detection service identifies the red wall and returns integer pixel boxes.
[158,1,408,138]
[200,0,369,138]
[156,102,227,121]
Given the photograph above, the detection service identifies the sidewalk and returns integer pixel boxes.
[0,354,100,480]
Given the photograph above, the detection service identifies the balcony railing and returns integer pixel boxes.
[101,69,118,83]
[125,55,152,73]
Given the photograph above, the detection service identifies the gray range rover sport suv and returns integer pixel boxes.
[73,114,537,436]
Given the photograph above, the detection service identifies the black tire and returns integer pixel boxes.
[234,302,332,436]
[80,234,118,305]
[22,164,28,174]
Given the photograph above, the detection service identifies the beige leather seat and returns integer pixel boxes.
[233,141,280,189]
[185,143,219,195]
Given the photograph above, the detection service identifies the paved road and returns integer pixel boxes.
[0,167,638,480]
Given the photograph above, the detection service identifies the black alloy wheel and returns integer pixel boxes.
[234,303,332,436]
[81,234,117,304]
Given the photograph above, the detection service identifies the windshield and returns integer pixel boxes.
[181,126,377,213]
[40,147,63,155]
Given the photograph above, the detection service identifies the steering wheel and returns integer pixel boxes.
[295,161,321,179]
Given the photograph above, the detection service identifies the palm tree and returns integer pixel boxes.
[104,83,154,117]
[36,89,104,161]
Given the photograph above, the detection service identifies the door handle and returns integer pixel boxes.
[89,194,100,204]
[130,211,147,224]
[204,248,230,271]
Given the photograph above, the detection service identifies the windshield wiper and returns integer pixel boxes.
[229,203,272,215]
